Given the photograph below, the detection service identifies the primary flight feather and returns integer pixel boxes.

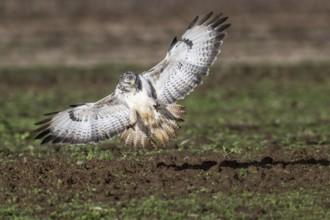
[35,12,230,149]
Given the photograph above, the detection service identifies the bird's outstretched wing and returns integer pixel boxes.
[35,94,130,145]
[143,12,230,104]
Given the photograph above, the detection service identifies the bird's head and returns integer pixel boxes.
[117,71,141,93]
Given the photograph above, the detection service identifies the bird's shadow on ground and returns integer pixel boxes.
[156,157,330,171]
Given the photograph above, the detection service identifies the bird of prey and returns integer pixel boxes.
[35,12,230,150]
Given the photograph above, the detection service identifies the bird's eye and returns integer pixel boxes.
[127,74,135,81]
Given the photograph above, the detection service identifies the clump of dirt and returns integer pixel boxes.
[0,146,329,207]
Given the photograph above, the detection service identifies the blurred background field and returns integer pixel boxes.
[0,1,329,219]
[0,0,329,66]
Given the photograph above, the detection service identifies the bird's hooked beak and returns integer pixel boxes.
[117,80,136,92]
[129,78,136,86]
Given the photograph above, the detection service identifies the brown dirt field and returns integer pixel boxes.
[1,146,329,209]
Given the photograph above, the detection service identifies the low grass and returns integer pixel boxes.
[2,190,329,219]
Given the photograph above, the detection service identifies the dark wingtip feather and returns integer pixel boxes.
[211,16,229,29]
[63,136,73,145]
[35,128,51,140]
[33,123,50,133]
[70,103,85,108]
[41,135,53,144]
[44,111,59,116]
[35,118,52,125]
[217,23,231,32]
[168,36,178,51]
[216,33,226,41]
[186,16,199,30]
[198,12,214,25]
[206,14,220,25]
[52,136,63,144]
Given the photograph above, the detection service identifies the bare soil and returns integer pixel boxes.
[1,146,329,209]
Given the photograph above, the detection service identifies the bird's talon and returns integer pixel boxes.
[126,123,136,130]
[153,102,160,109]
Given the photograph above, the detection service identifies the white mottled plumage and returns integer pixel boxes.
[35,95,130,145]
[144,12,230,104]
[35,12,230,149]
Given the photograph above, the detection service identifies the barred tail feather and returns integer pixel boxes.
[133,130,142,149]
[162,123,176,137]
[141,133,150,149]
[150,103,186,146]
[121,128,135,147]
[165,104,186,121]
[120,104,186,149]
[121,126,152,149]
[151,128,166,147]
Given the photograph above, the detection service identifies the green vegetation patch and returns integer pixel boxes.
[1,190,329,219]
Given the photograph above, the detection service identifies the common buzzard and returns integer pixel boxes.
[35,12,230,149]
